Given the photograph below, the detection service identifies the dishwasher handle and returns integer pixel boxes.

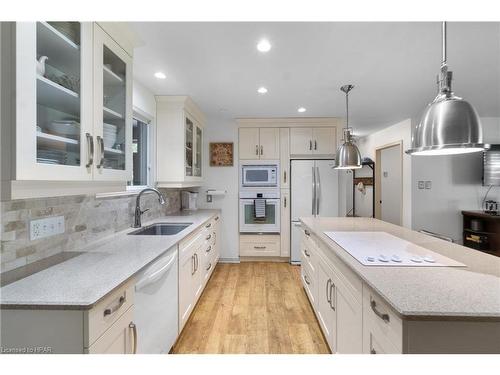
[135,253,177,291]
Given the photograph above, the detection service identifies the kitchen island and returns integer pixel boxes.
[299,216,500,354]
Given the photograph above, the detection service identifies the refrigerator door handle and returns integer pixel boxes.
[312,166,316,215]
[315,166,321,215]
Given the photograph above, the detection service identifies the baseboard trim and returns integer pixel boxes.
[240,256,290,263]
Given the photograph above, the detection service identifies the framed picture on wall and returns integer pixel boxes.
[209,142,234,167]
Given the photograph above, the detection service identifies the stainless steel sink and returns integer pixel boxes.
[128,223,192,236]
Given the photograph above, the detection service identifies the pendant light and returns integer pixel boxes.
[335,84,362,169]
[406,22,484,156]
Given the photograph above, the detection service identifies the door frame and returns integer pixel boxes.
[374,140,403,224]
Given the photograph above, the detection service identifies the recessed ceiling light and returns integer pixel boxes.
[257,39,271,53]
[257,87,268,94]
[154,72,166,79]
[298,107,307,113]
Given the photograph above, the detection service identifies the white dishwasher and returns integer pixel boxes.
[135,245,178,354]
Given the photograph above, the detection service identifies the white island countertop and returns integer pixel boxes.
[300,216,500,320]
[0,210,220,310]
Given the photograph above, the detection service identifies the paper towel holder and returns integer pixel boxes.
[206,189,227,202]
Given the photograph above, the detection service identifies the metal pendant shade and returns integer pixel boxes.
[406,22,484,156]
[335,85,362,169]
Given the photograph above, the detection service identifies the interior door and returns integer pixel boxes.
[315,160,339,217]
[239,127,260,159]
[259,128,280,159]
[291,160,314,220]
[313,127,336,155]
[380,144,402,225]
[290,128,313,155]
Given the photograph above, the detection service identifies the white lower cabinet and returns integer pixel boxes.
[316,260,337,351]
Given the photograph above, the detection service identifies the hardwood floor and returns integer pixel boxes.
[172,262,330,354]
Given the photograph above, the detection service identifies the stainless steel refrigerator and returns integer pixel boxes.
[290,159,339,264]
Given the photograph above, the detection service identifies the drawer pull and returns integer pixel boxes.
[370,298,390,323]
[370,348,376,354]
[129,322,137,354]
[303,274,311,285]
[205,223,212,228]
[103,295,126,317]
[326,279,331,303]
[206,245,212,253]
[206,234,212,240]
[304,249,311,257]
[329,282,336,311]
[206,262,212,271]
[254,246,266,249]
[215,216,219,221]
[304,229,311,236]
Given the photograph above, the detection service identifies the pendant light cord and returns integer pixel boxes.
[345,89,349,129]
[442,21,447,67]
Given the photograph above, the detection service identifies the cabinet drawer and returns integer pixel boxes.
[239,234,280,257]
[179,228,204,259]
[87,305,135,354]
[365,329,400,354]
[301,238,317,274]
[301,262,317,308]
[363,285,402,352]
[85,278,135,347]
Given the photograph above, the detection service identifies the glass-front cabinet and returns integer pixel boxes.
[13,22,132,185]
[184,115,203,178]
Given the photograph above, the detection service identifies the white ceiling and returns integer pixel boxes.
[131,22,500,135]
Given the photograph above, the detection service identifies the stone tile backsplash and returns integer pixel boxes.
[0,189,181,273]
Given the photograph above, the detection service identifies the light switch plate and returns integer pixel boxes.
[30,216,65,241]
[425,181,432,189]
[418,181,425,189]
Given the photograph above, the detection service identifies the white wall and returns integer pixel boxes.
[357,119,413,228]
[133,80,156,118]
[412,117,500,243]
[197,117,240,262]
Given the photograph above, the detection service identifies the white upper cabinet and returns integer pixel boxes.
[290,127,337,156]
[156,96,205,188]
[16,22,94,181]
[92,24,133,181]
[8,22,134,197]
[239,127,279,160]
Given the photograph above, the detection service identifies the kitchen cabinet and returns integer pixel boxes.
[280,190,290,257]
[316,260,337,351]
[2,22,134,199]
[279,128,290,188]
[156,96,205,188]
[290,127,336,156]
[239,127,279,160]
[240,234,281,257]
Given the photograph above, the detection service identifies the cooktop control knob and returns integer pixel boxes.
[378,255,389,262]
[410,256,423,263]
[423,256,436,263]
[391,255,402,263]
[366,256,375,262]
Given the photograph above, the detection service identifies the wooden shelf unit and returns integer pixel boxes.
[462,210,500,257]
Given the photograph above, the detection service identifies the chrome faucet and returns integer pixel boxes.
[133,188,166,228]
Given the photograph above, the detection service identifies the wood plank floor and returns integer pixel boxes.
[172,262,330,354]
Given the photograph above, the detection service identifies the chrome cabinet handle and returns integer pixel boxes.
[206,262,212,271]
[254,246,266,249]
[85,133,94,167]
[206,245,212,253]
[304,229,310,236]
[255,145,259,155]
[191,255,196,275]
[370,348,376,354]
[205,223,212,228]
[314,140,317,150]
[96,135,105,168]
[304,249,310,257]
[326,279,331,304]
[309,140,312,150]
[103,295,126,317]
[370,297,390,323]
[283,170,287,183]
[195,253,198,272]
[215,216,219,221]
[206,234,212,241]
[284,196,287,208]
[303,274,310,285]
[129,322,137,354]
[329,282,336,311]
[260,145,264,155]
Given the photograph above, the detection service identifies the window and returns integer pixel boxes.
[128,117,150,187]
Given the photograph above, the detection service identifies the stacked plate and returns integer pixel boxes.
[37,149,66,165]
[103,123,117,148]
[46,120,80,139]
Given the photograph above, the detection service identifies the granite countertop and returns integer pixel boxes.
[0,209,220,310]
[300,216,500,320]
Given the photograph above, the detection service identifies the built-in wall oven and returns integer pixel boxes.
[239,191,280,233]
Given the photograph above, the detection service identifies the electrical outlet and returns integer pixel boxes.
[418,181,425,189]
[30,216,65,241]
[425,181,432,190]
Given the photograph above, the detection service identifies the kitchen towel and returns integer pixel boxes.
[254,198,266,218]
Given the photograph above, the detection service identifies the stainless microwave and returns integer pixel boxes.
[241,163,279,188]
